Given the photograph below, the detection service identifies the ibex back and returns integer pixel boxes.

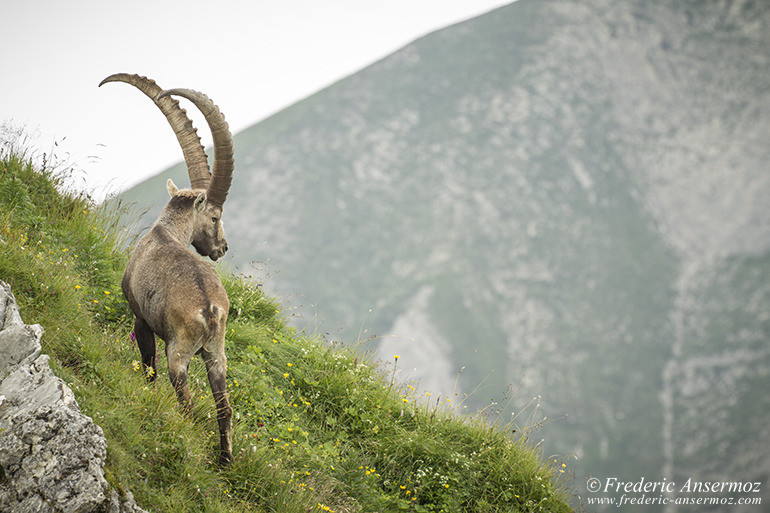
[101,74,235,465]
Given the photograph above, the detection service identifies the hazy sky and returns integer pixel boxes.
[2,0,511,200]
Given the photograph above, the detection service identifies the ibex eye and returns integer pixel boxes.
[212,217,219,223]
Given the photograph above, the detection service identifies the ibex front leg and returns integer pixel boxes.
[133,317,157,381]
[202,346,233,466]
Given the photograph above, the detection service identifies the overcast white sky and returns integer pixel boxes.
[1,0,511,200]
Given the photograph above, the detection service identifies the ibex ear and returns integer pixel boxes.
[194,192,208,212]
[166,179,179,197]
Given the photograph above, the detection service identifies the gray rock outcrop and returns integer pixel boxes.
[0,281,146,513]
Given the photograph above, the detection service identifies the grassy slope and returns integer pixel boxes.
[0,144,572,512]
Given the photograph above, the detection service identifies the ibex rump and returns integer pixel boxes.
[100,74,235,465]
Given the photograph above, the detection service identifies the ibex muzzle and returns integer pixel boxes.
[100,74,235,466]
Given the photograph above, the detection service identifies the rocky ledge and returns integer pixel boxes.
[0,281,146,513]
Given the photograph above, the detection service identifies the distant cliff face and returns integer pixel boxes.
[0,281,146,513]
[121,0,770,509]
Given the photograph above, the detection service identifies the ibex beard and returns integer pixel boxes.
[102,74,235,466]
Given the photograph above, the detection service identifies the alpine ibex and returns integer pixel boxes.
[100,73,234,465]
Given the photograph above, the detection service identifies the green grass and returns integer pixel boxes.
[0,139,572,512]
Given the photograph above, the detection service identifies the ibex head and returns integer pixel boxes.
[99,74,234,261]
[165,180,228,260]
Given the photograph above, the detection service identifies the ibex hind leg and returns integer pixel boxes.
[133,317,157,382]
[201,346,233,466]
[166,342,195,415]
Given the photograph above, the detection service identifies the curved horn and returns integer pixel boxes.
[99,74,211,190]
[157,88,234,208]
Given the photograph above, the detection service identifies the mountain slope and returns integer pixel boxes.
[121,0,770,509]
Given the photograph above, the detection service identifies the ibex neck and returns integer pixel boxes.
[156,210,195,247]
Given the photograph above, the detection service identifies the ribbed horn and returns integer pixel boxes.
[157,88,234,208]
[99,74,211,190]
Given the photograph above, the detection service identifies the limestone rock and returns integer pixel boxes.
[0,281,147,513]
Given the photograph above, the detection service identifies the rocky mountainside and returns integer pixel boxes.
[0,281,146,512]
[121,0,770,509]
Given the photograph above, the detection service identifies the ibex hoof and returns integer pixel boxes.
[218,451,233,467]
